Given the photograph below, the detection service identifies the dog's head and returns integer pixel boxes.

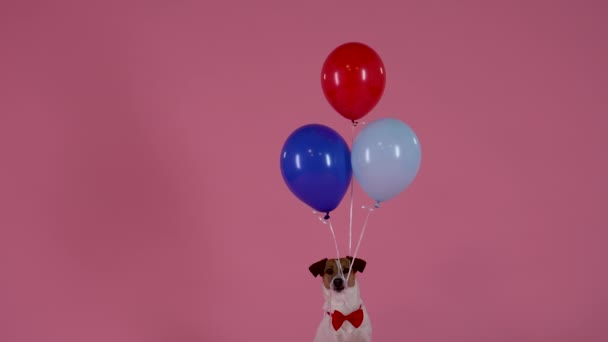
[308,257,366,292]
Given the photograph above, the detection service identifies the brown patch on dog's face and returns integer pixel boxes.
[322,258,353,289]
[309,257,367,291]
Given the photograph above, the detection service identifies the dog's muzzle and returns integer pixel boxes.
[332,277,345,291]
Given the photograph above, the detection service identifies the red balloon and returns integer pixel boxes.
[321,42,386,121]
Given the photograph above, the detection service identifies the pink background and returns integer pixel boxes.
[1,1,607,341]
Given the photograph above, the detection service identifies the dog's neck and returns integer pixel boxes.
[322,281,362,314]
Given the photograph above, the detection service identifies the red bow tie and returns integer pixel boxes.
[330,307,364,330]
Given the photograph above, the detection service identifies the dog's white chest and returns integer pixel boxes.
[314,285,372,342]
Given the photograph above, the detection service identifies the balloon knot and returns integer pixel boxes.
[352,120,359,127]
[324,212,330,220]
[374,201,380,209]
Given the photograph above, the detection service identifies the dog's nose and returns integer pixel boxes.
[333,278,344,287]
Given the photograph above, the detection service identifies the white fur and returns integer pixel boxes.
[314,281,372,342]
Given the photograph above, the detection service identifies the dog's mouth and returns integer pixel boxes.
[333,285,345,292]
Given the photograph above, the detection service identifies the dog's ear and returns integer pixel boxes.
[309,258,328,277]
[347,256,367,273]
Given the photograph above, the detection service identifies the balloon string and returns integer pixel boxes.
[312,211,343,275]
[347,203,377,285]
[348,122,356,255]
[348,184,354,255]
[347,120,365,255]
[327,219,345,276]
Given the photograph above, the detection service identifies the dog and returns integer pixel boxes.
[309,256,371,342]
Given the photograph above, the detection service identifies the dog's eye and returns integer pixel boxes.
[344,268,349,274]
[325,269,333,275]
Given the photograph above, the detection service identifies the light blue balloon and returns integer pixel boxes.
[351,118,421,203]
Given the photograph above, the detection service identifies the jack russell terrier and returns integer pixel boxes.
[309,256,371,342]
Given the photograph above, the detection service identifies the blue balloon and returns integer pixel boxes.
[351,118,421,203]
[280,124,352,217]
